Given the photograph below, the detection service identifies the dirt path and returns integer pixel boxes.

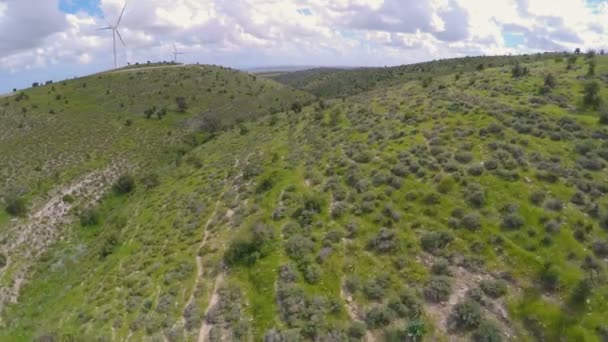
[180,154,253,340]
[0,164,123,312]
[340,277,374,342]
[198,273,224,342]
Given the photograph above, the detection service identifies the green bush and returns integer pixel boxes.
[0,253,6,268]
[583,81,601,109]
[472,320,502,342]
[450,299,482,330]
[420,231,453,253]
[79,207,100,226]
[113,175,136,194]
[423,276,452,303]
[5,196,27,217]
[365,306,393,328]
[539,263,560,292]
[599,104,608,125]
[480,279,508,298]
[501,214,524,230]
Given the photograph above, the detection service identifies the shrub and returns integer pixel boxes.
[570,277,594,306]
[348,322,367,339]
[0,253,6,268]
[367,228,398,253]
[462,213,482,231]
[480,279,508,298]
[113,175,136,194]
[423,276,452,303]
[455,151,473,164]
[363,275,391,300]
[468,165,484,176]
[501,214,524,230]
[583,81,601,109]
[175,96,188,112]
[436,176,456,194]
[365,306,393,328]
[529,191,546,206]
[79,207,100,226]
[406,319,427,340]
[472,320,502,342]
[62,194,75,203]
[388,289,422,319]
[285,235,315,259]
[304,264,321,284]
[600,104,608,125]
[99,233,119,259]
[450,299,482,330]
[278,264,297,283]
[225,223,275,266]
[592,240,608,257]
[5,196,27,217]
[291,101,302,113]
[544,198,563,211]
[543,73,557,90]
[511,63,529,78]
[465,184,486,208]
[539,263,560,292]
[423,192,441,205]
[421,231,453,253]
[431,258,451,276]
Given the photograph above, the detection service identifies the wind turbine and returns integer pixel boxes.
[173,44,185,63]
[98,0,128,68]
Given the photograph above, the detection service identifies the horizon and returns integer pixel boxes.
[1,0,608,92]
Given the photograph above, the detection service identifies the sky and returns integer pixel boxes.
[0,0,608,92]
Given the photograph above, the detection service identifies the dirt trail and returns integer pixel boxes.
[340,276,374,342]
[198,273,224,342]
[0,164,123,312]
[180,153,253,340]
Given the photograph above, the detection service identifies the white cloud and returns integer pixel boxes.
[1,0,608,90]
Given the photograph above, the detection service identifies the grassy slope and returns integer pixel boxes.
[3,55,608,341]
[0,65,311,206]
[269,54,560,99]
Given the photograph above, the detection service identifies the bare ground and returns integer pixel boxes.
[0,163,123,312]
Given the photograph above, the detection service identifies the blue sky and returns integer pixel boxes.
[59,0,103,16]
[1,0,607,93]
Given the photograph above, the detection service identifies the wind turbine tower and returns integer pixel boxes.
[173,44,185,63]
[98,0,128,68]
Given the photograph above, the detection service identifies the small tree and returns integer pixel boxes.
[567,55,578,70]
[583,81,601,109]
[574,48,581,55]
[587,59,596,76]
[5,196,27,217]
[291,101,302,113]
[175,96,188,112]
[511,63,529,78]
[599,104,608,125]
[113,174,136,194]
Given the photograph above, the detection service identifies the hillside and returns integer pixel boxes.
[269,54,560,99]
[0,64,311,212]
[2,54,608,341]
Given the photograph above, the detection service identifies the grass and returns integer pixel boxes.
[2,54,608,341]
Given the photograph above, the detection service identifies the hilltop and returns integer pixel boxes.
[2,54,608,341]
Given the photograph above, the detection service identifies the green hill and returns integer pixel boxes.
[2,54,608,341]
[269,54,560,99]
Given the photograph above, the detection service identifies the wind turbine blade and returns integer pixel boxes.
[116,29,126,46]
[173,43,177,53]
[116,0,128,26]
[97,26,113,30]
